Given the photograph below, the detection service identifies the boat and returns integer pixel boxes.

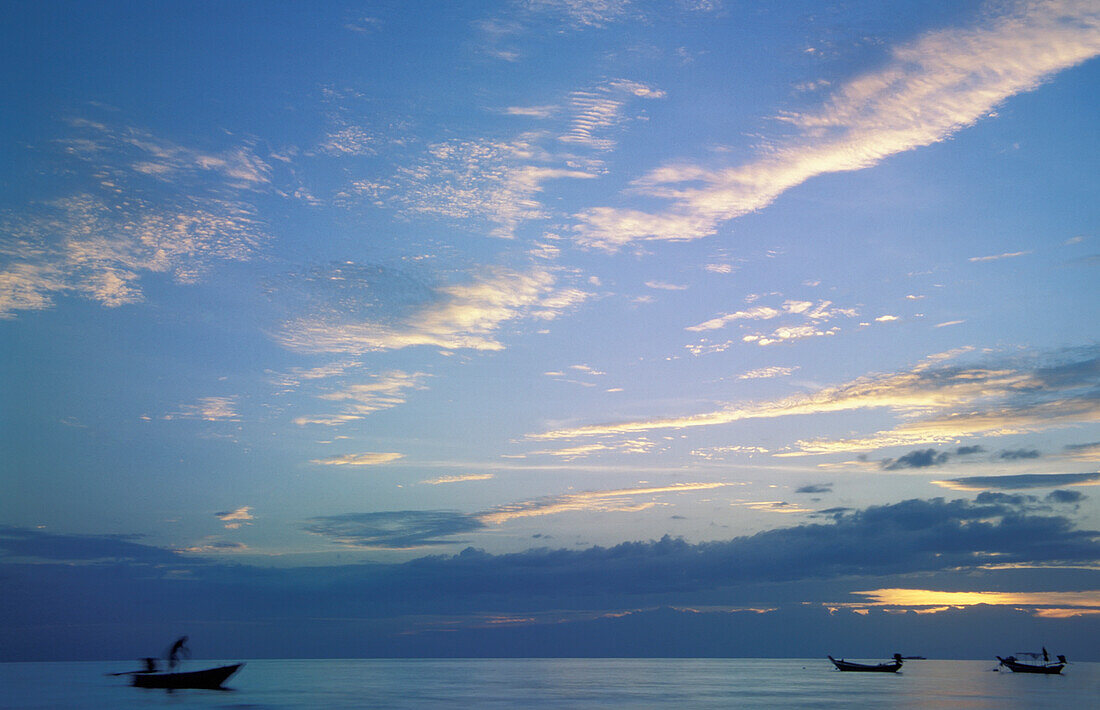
[996,652,1065,675]
[828,653,903,672]
[130,663,244,689]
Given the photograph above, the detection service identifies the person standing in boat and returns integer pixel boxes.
[167,636,190,669]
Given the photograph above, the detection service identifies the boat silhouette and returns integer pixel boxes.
[828,653,903,672]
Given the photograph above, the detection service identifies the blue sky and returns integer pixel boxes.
[2,0,1099,660]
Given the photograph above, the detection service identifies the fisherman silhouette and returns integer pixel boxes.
[142,657,158,673]
[167,636,190,669]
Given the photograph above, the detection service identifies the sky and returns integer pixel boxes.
[1,0,1099,661]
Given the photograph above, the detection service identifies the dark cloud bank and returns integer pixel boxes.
[2,496,1097,661]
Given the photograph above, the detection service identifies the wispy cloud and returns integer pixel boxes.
[311,452,405,466]
[278,262,590,354]
[345,136,598,238]
[477,482,727,524]
[969,250,1032,262]
[687,299,857,350]
[572,1,1100,250]
[303,511,484,549]
[532,348,1100,456]
[215,506,254,529]
[1064,441,1100,461]
[421,474,495,485]
[293,370,429,427]
[738,366,799,380]
[527,438,657,459]
[167,396,240,422]
[0,119,272,318]
[524,0,636,28]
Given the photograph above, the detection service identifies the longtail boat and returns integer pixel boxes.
[828,653,903,672]
[997,653,1065,675]
[129,663,244,689]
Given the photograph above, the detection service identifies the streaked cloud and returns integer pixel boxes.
[933,472,1100,491]
[969,250,1032,262]
[691,445,768,460]
[559,79,666,151]
[738,366,799,380]
[572,1,1100,250]
[478,482,727,524]
[533,348,1100,457]
[853,588,1100,610]
[311,452,405,466]
[1064,441,1100,461]
[527,438,657,458]
[293,370,429,427]
[421,474,495,485]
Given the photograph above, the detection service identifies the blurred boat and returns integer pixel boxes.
[129,663,244,689]
[828,654,903,672]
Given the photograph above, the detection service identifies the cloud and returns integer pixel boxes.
[998,448,1042,460]
[1065,441,1100,461]
[795,484,833,494]
[421,474,495,485]
[168,396,240,422]
[304,511,485,549]
[0,526,183,564]
[524,0,636,28]
[691,445,768,460]
[882,448,951,470]
[738,366,799,380]
[347,136,598,238]
[852,588,1100,609]
[687,299,857,350]
[311,452,405,466]
[571,1,1100,250]
[533,347,1100,450]
[215,506,254,529]
[293,370,429,426]
[969,250,1032,262]
[645,281,688,291]
[1,119,274,317]
[303,482,726,549]
[277,263,590,355]
[559,79,666,151]
[934,472,1100,491]
[307,495,1100,594]
[478,482,726,525]
[526,438,657,459]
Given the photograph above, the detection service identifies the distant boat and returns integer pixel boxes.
[129,663,244,689]
[828,653,903,672]
[996,652,1066,675]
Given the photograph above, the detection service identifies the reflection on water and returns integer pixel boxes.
[1,658,1095,709]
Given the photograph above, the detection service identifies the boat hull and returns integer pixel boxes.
[828,656,902,673]
[131,663,244,689]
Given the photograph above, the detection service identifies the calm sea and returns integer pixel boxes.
[2,658,1096,709]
